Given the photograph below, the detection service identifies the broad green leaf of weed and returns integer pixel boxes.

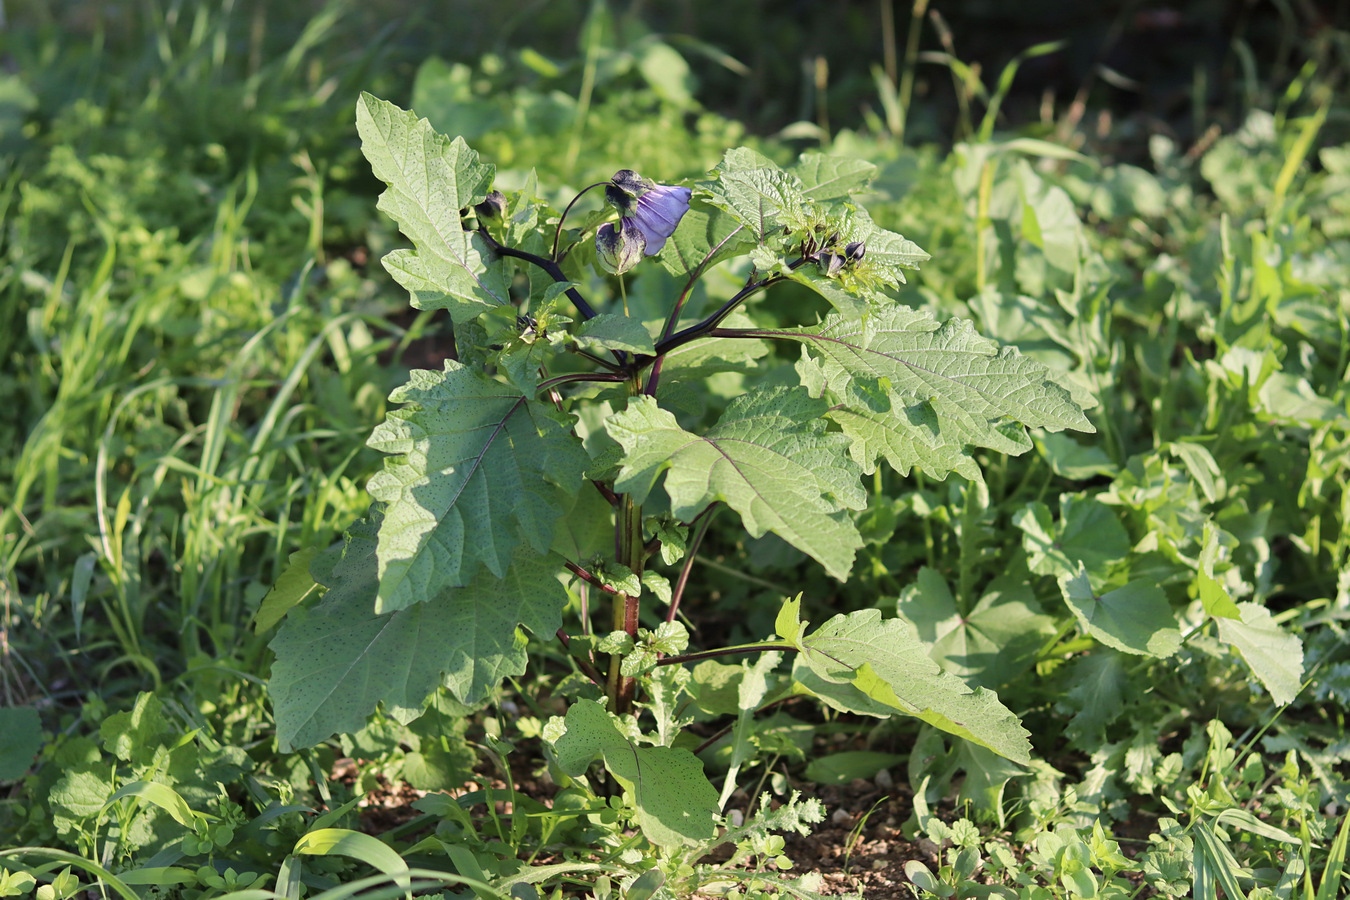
[101,693,174,767]
[703,147,809,242]
[793,153,878,200]
[657,199,752,278]
[253,547,320,633]
[0,706,43,781]
[1014,496,1130,581]
[356,94,510,323]
[1215,602,1304,705]
[606,388,864,580]
[777,597,1031,764]
[907,726,1024,824]
[1057,651,1131,743]
[1036,432,1117,480]
[572,313,656,354]
[786,307,1093,477]
[1196,523,1242,619]
[804,751,904,785]
[367,361,588,612]
[1059,567,1182,658]
[269,514,568,750]
[897,569,1056,689]
[552,699,718,848]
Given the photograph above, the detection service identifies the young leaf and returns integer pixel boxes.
[552,699,718,848]
[367,361,588,612]
[356,93,509,323]
[269,514,568,750]
[606,388,864,580]
[1058,567,1182,658]
[776,596,1032,764]
[572,313,656,354]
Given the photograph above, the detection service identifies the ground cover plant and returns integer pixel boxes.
[2,2,1349,900]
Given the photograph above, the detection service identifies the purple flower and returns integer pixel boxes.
[596,170,692,270]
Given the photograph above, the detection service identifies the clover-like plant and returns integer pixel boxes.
[265,94,1094,863]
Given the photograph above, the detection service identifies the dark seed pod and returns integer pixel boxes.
[475,191,508,219]
[827,231,841,246]
[845,240,866,263]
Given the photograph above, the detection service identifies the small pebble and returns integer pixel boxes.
[874,768,894,790]
[871,860,887,871]
[831,808,852,825]
[727,809,744,827]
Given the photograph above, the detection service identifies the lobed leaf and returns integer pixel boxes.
[786,306,1093,477]
[356,93,510,323]
[605,388,864,580]
[268,513,568,750]
[366,361,588,612]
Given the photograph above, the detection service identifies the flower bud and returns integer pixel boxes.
[595,218,647,275]
[845,240,866,263]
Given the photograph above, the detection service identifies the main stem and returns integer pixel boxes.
[608,373,646,714]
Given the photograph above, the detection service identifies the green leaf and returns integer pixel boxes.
[1058,567,1182,658]
[777,596,1031,764]
[1216,602,1304,706]
[657,200,752,278]
[367,361,588,612]
[606,389,864,580]
[294,828,411,893]
[104,782,203,829]
[803,751,904,785]
[269,514,568,750]
[0,706,43,781]
[572,313,656,354]
[552,700,718,848]
[786,307,1094,478]
[793,153,878,200]
[1197,522,1242,619]
[1014,496,1130,580]
[704,147,809,241]
[100,693,173,766]
[356,93,510,323]
[253,547,320,633]
[897,569,1056,688]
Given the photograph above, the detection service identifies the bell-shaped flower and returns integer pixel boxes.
[595,216,648,275]
[602,169,692,258]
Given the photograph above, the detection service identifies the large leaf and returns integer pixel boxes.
[605,388,864,580]
[786,306,1093,476]
[269,514,568,751]
[366,361,588,612]
[552,700,718,848]
[357,93,510,323]
[777,597,1031,764]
